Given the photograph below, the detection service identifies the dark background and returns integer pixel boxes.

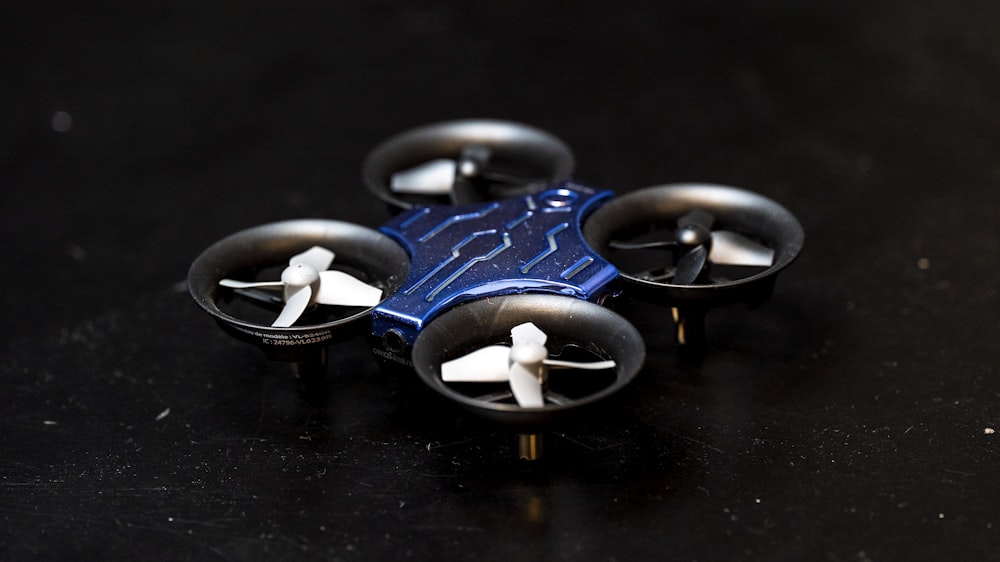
[2,2,999,560]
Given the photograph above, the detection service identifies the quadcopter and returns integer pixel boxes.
[188,119,804,460]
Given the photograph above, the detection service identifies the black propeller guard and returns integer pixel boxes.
[411,294,645,435]
[582,183,804,345]
[362,119,575,211]
[188,219,410,364]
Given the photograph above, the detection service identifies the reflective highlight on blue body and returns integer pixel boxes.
[372,183,618,344]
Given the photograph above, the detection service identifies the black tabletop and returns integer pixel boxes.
[3,2,999,560]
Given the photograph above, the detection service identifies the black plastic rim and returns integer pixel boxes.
[362,119,575,211]
[411,294,645,431]
[582,183,804,306]
[188,219,410,360]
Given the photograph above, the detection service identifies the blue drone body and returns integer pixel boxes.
[372,182,618,346]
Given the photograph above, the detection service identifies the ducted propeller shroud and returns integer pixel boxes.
[412,294,645,430]
[582,183,804,306]
[363,119,575,210]
[187,219,410,362]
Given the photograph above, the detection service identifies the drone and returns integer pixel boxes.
[188,119,804,460]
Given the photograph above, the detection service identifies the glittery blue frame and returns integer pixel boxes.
[372,182,618,345]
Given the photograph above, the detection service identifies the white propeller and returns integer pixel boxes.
[707,230,774,267]
[440,322,617,408]
[389,145,499,196]
[610,208,775,284]
[390,158,458,195]
[219,246,383,328]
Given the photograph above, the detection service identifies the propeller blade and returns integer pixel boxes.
[290,246,335,271]
[441,345,512,382]
[510,322,547,347]
[219,279,285,290]
[315,271,383,307]
[633,267,676,282]
[543,359,617,370]
[677,208,715,230]
[709,231,775,267]
[272,286,313,328]
[228,288,284,307]
[477,170,548,187]
[608,239,677,251]
[508,362,545,408]
[672,244,709,285]
[390,158,457,194]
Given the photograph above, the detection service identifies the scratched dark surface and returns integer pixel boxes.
[2,2,999,560]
